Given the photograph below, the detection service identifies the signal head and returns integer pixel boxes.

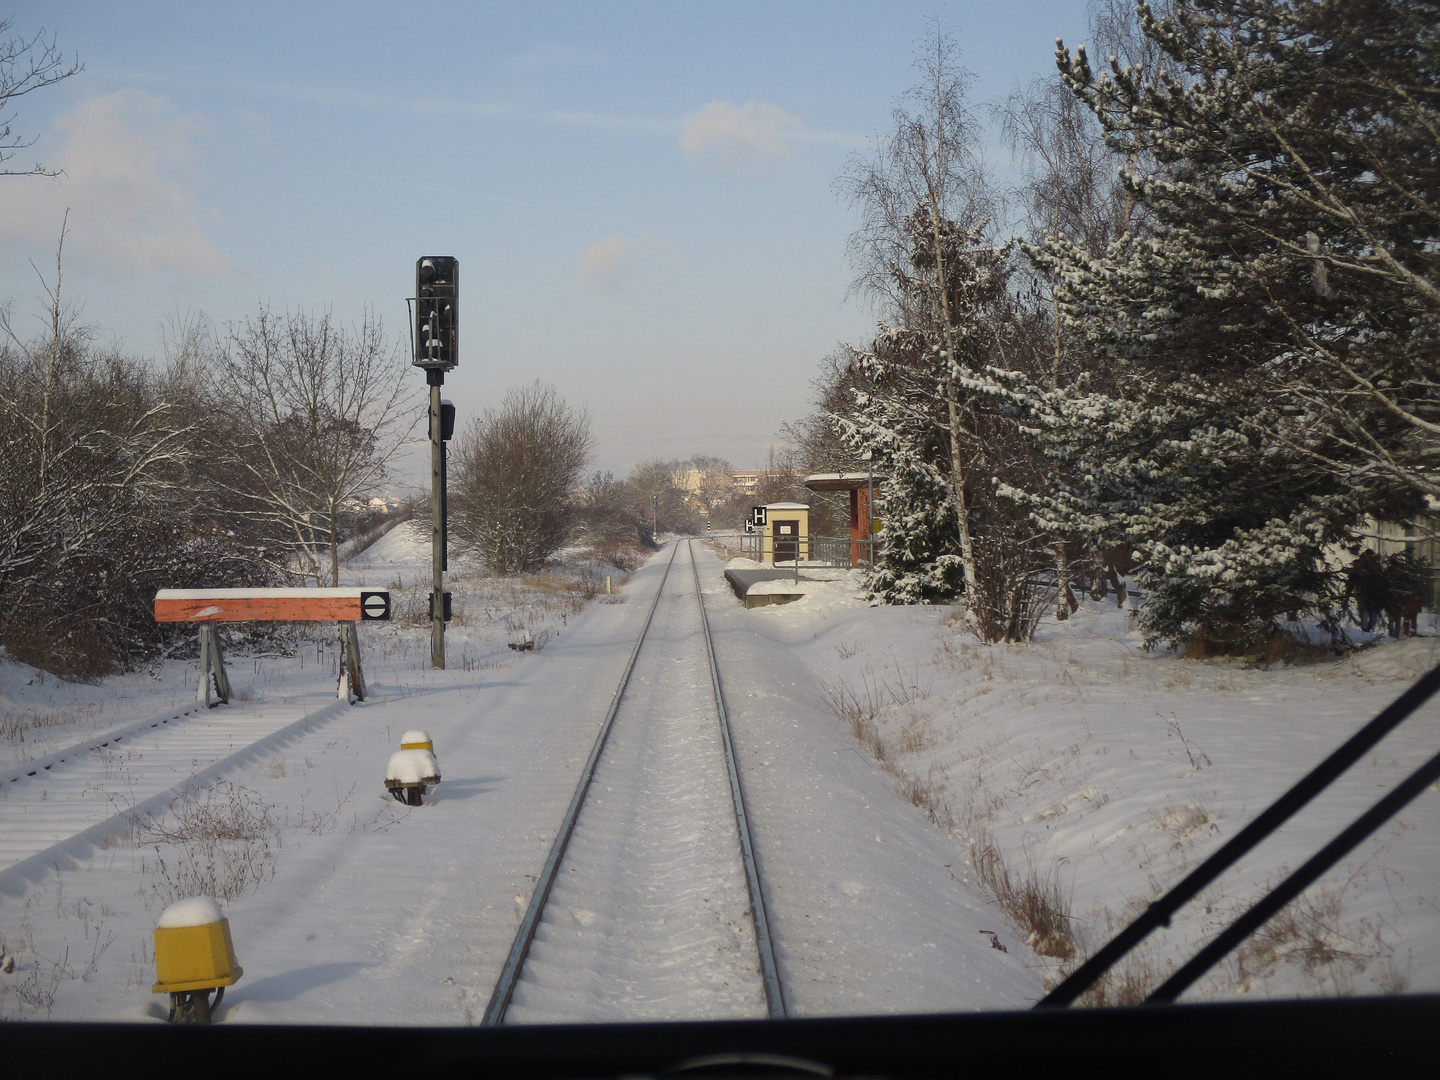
[413,256,458,371]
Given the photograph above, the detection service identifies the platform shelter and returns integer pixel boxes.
[759,502,809,564]
[802,473,881,566]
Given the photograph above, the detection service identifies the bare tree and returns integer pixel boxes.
[623,460,703,540]
[683,455,723,512]
[450,381,592,574]
[998,0,1181,384]
[0,223,203,674]
[0,17,81,177]
[210,306,418,586]
[573,469,641,552]
[836,22,999,597]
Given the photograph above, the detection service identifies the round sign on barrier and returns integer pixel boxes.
[360,592,391,620]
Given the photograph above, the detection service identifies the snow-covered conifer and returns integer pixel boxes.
[986,0,1437,652]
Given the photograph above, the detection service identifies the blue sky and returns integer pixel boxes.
[1,1,1093,479]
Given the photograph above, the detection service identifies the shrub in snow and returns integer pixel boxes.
[449,381,591,575]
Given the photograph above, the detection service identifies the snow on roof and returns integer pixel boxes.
[764,502,810,510]
[802,472,880,491]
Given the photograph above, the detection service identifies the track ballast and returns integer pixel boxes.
[482,539,784,1025]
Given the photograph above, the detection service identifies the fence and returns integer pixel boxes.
[708,532,878,569]
[806,535,879,569]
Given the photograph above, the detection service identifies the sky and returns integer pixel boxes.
[0,1,1094,482]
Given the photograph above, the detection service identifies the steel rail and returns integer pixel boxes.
[3,704,204,786]
[687,539,788,1019]
[0,697,348,902]
[481,541,681,1027]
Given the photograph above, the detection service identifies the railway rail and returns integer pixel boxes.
[482,539,784,1025]
[0,694,350,901]
[2,540,786,1020]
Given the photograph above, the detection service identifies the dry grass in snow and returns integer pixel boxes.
[794,573,1439,1005]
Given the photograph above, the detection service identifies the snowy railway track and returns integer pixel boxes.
[3,704,206,787]
[0,695,350,902]
[482,540,784,1025]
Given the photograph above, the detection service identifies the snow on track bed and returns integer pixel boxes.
[0,696,346,896]
[2,541,1036,1023]
[504,541,767,1024]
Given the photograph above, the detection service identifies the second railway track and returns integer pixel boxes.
[484,539,784,1025]
[0,694,350,900]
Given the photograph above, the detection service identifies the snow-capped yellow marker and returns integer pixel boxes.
[152,897,242,1024]
[386,730,440,805]
[399,729,434,752]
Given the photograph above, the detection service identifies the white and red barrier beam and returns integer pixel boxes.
[154,588,392,623]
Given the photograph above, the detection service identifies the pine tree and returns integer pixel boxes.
[833,326,967,605]
[982,0,1437,652]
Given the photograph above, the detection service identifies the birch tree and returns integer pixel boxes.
[0,17,81,177]
[832,25,1059,639]
[837,26,995,598]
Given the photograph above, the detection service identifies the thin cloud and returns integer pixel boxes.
[344,170,637,228]
[91,66,671,133]
[576,235,655,292]
[679,100,805,176]
[0,90,231,277]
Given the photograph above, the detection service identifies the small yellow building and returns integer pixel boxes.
[760,502,809,564]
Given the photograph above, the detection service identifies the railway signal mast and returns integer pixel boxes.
[412,256,458,668]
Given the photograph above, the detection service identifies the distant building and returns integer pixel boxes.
[672,469,708,496]
[731,469,798,494]
[731,471,763,494]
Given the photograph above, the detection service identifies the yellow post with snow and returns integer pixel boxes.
[152,918,242,994]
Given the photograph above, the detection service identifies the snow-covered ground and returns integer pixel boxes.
[723,567,1440,1003]
[0,527,1434,1023]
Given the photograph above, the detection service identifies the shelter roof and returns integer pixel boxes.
[803,472,880,492]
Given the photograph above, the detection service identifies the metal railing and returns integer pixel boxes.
[806,535,879,569]
[707,532,879,569]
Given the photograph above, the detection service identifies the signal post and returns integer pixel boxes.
[413,256,458,668]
